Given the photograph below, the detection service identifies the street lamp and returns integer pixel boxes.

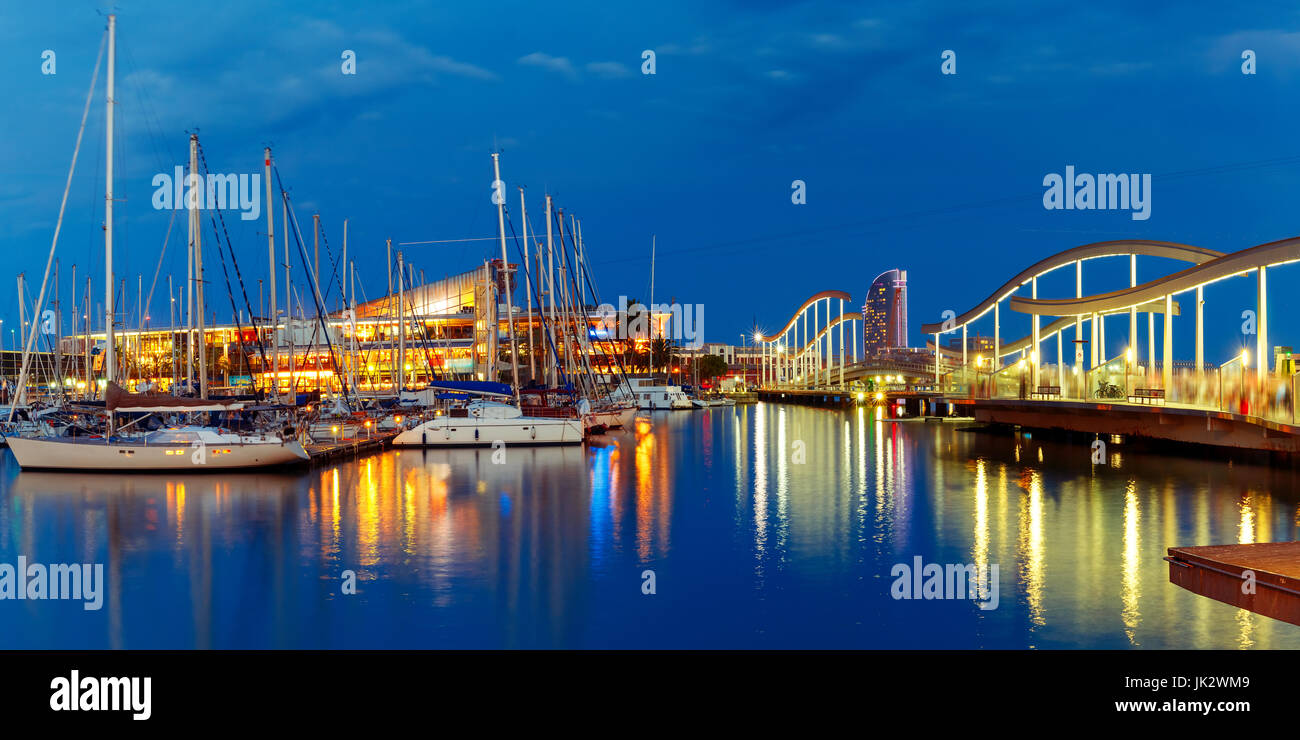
[1125,346,1134,396]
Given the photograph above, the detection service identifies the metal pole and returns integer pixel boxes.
[520,189,535,385]
[397,250,405,395]
[265,147,277,399]
[104,14,116,388]
[190,134,207,399]
[494,152,520,403]
[545,196,556,388]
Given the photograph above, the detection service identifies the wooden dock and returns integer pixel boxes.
[305,430,399,464]
[1166,541,1300,626]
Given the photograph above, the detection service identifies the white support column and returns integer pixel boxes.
[1163,293,1173,391]
[1031,276,1040,387]
[810,305,815,385]
[1129,254,1138,363]
[994,301,1000,370]
[1090,312,1098,369]
[1075,260,1084,370]
[934,332,940,386]
[1147,310,1155,381]
[1195,285,1204,378]
[838,299,844,388]
[1099,313,1106,363]
[800,310,806,383]
[787,330,793,387]
[962,323,968,370]
[1257,266,1268,382]
[1056,330,1064,390]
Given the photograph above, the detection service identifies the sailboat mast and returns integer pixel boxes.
[84,277,91,394]
[650,235,656,379]
[189,134,207,399]
[519,188,535,384]
[168,274,175,389]
[265,147,277,399]
[492,153,521,405]
[342,219,348,391]
[545,195,556,388]
[104,14,116,387]
[397,250,405,396]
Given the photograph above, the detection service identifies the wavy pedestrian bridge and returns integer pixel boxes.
[754,236,1300,453]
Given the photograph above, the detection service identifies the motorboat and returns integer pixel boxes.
[392,399,583,446]
[618,377,694,410]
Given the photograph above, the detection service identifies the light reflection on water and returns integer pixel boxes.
[1,403,1298,648]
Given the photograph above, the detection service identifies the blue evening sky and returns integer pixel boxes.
[3,1,1300,363]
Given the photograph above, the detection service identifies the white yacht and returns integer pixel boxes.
[7,426,309,471]
[393,400,584,446]
[619,378,694,410]
[5,383,309,471]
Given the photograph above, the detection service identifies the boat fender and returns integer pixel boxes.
[530,425,536,440]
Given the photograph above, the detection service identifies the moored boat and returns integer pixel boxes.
[7,426,309,471]
[392,399,583,446]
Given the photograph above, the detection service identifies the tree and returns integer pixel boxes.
[698,354,729,381]
[651,335,676,374]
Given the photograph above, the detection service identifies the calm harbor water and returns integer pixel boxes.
[2,403,1299,649]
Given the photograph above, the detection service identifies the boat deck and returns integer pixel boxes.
[305,430,399,463]
[1166,541,1300,626]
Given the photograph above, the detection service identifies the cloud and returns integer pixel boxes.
[115,18,499,137]
[586,61,632,79]
[518,52,577,78]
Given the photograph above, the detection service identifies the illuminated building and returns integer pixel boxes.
[862,269,908,358]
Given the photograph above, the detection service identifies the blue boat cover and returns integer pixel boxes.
[424,380,514,397]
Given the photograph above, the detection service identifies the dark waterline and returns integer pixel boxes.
[1,403,1298,648]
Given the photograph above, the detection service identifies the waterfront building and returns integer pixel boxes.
[862,269,908,358]
[20,259,649,400]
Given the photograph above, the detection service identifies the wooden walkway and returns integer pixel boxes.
[1166,541,1300,626]
[305,430,399,464]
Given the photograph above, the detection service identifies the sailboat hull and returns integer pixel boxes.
[585,405,638,432]
[393,416,584,446]
[5,436,310,471]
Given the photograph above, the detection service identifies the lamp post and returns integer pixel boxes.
[1125,346,1134,398]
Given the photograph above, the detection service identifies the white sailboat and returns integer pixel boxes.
[8,425,309,471]
[394,153,584,447]
[6,16,308,472]
[8,383,308,470]
[393,398,583,446]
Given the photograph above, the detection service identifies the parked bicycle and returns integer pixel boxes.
[1095,379,1124,399]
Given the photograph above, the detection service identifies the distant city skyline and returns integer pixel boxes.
[4,2,1300,366]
